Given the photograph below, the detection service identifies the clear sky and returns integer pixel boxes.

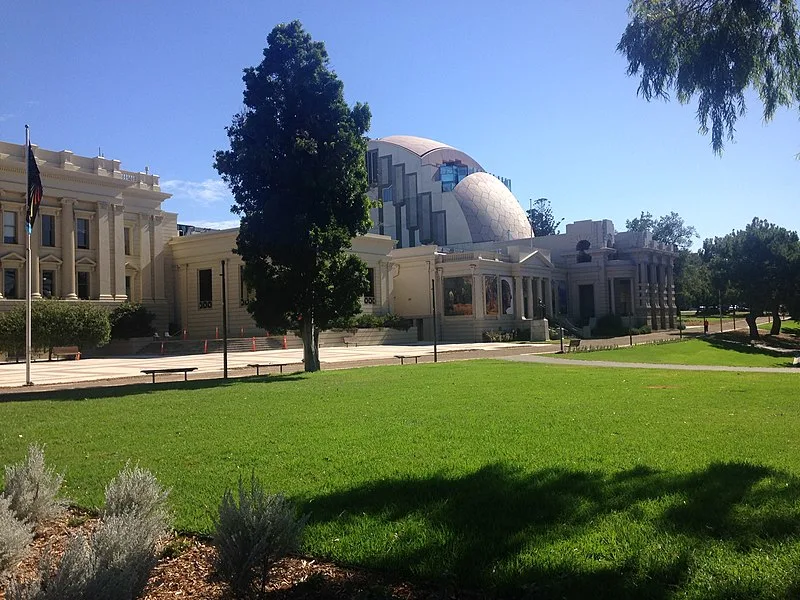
[2,1,798,245]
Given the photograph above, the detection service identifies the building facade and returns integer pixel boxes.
[0,137,677,343]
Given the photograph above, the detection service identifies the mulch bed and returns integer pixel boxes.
[1,510,480,600]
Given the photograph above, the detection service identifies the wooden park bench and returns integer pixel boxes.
[52,346,81,360]
[567,339,581,352]
[343,337,358,347]
[247,362,299,376]
[394,354,422,365]
[141,367,198,384]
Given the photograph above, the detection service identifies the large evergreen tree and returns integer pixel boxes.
[618,0,800,153]
[526,198,563,236]
[215,21,373,372]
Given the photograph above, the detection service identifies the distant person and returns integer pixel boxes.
[703,318,709,335]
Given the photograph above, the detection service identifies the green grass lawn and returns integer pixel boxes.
[759,319,800,335]
[1,361,799,598]
[563,338,796,367]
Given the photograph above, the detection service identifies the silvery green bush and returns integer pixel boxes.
[8,466,171,600]
[0,495,33,576]
[214,475,307,599]
[3,444,65,524]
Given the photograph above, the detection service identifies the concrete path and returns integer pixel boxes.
[502,353,800,374]
[0,341,554,390]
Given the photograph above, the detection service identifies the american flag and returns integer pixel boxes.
[26,145,43,229]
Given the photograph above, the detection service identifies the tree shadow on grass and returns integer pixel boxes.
[0,373,305,403]
[701,334,796,364]
[302,462,800,599]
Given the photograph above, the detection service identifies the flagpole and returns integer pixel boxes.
[25,126,33,386]
[25,125,33,385]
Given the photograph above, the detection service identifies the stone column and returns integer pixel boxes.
[526,277,534,319]
[60,198,77,300]
[472,269,483,320]
[667,260,675,328]
[97,202,113,300]
[153,214,165,300]
[112,204,126,300]
[514,276,524,320]
[659,263,668,329]
[139,214,152,300]
[610,277,616,315]
[634,261,642,317]
[545,278,553,318]
[31,213,41,299]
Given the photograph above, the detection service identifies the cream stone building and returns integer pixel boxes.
[0,137,677,344]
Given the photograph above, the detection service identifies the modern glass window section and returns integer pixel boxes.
[4,269,17,298]
[440,163,469,192]
[41,214,56,247]
[198,268,213,309]
[444,277,473,316]
[42,270,55,298]
[76,218,90,249]
[3,211,17,244]
[77,271,90,299]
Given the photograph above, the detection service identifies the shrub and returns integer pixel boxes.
[8,466,171,600]
[3,444,65,525]
[214,475,307,599]
[482,328,529,342]
[381,313,412,331]
[635,324,653,335]
[354,313,382,329]
[109,303,156,340]
[591,314,628,337]
[0,495,33,576]
[103,464,171,540]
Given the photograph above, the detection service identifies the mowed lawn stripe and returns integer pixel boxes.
[1,361,799,597]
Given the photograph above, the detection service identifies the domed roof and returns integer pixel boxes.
[453,172,532,243]
[377,135,455,157]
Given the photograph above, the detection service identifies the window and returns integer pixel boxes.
[3,211,17,244]
[365,149,379,185]
[4,269,17,298]
[124,227,132,255]
[440,163,469,192]
[77,271,90,299]
[364,268,375,303]
[76,218,90,249]
[198,268,213,309]
[239,265,254,306]
[41,214,56,247]
[484,275,498,316]
[125,275,132,299]
[444,277,473,316]
[42,270,55,298]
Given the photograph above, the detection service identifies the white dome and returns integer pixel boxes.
[453,172,532,243]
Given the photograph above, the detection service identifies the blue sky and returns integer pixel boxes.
[2,1,798,244]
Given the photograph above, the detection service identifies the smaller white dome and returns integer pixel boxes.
[453,173,532,243]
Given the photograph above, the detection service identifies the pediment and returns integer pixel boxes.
[124,261,140,272]
[1,252,26,263]
[39,253,63,265]
[76,256,97,267]
[519,250,554,269]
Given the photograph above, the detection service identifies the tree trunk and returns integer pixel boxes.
[745,312,759,339]
[770,305,781,335]
[301,318,320,372]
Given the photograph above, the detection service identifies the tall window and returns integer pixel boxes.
[41,214,56,247]
[124,227,132,255]
[76,218,90,249]
[364,268,375,303]
[239,265,254,306]
[4,269,17,298]
[3,211,17,244]
[77,271,90,299]
[198,269,213,309]
[42,270,55,298]
[125,275,132,300]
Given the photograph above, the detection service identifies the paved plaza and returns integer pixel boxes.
[0,341,553,390]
